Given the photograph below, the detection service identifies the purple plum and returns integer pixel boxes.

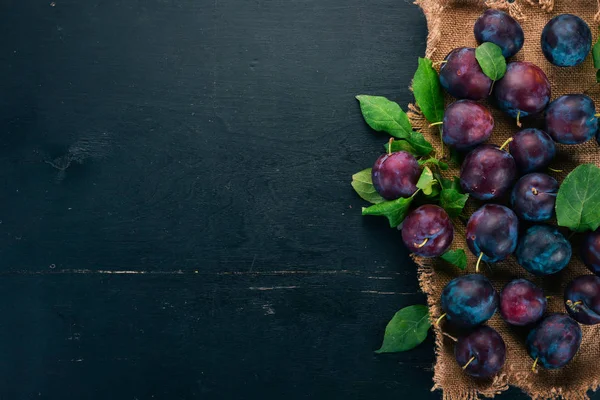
[372,151,420,200]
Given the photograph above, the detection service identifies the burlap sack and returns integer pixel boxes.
[410,0,600,399]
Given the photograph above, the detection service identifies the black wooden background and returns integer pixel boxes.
[0,0,581,399]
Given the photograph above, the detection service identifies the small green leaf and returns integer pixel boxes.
[384,140,416,154]
[440,189,469,217]
[475,42,507,81]
[356,95,413,139]
[351,168,385,204]
[416,166,436,196]
[428,183,441,199]
[440,249,467,270]
[419,157,448,171]
[556,164,600,232]
[440,176,461,191]
[375,305,431,353]
[593,33,600,69]
[408,131,433,156]
[412,58,444,124]
[362,196,414,228]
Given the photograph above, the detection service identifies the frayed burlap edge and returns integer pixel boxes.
[410,0,600,399]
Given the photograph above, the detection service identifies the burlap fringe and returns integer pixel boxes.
[415,0,445,58]
[526,0,554,12]
[407,103,426,132]
[428,0,600,20]
[486,0,526,21]
[489,0,600,23]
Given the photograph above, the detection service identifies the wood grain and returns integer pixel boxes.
[0,0,540,399]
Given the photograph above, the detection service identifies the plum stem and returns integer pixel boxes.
[475,252,484,273]
[429,121,443,127]
[387,138,394,155]
[499,137,513,152]
[441,331,458,342]
[516,111,522,128]
[489,80,495,96]
[414,238,428,248]
[462,356,476,370]
[531,187,539,196]
[435,313,447,326]
[548,167,563,173]
[566,299,584,311]
[595,113,600,117]
[532,357,539,372]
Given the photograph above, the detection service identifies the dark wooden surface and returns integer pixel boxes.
[0,0,551,399]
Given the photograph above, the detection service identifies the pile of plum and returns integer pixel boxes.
[371,10,600,376]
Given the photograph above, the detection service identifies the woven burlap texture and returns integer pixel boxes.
[411,1,600,399]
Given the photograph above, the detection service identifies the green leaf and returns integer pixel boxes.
[593,33,600,69]
[440,176,461,191]
[440,249,467,270]
[556,164,600,232]
[416,166,436,196]
[408,131,433,156]
[419,157,448,171]
[596,69,600,84]
[351,168,385,204]
[428,183,441,199]
[356,95,413,139]
[440,188,469,217]
[375,305,431,353]
[383,135,432,157]
[362,196,414,228]
[412,58,444,124]
[384,140,416,154]
[475,42,507,81]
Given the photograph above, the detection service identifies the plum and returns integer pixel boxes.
[516,225,571,276]
[508,128,556,173]
[500,279,546,326]
[401,205,454,258]
[442,100,494,151]
[371,151,420,200]
[582,229,600,276]
[440,274,498,327]
[541,14,592,67]
[493,61,551,119]
[466,204,519,265]
[474,9,524,58]
[439,47,493,100]
[564,275,600,325]
[545,94,598,145]
[527,314,582,370]
[460,145,517,201]
[455,326,506,378]
[510,173,558,222]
